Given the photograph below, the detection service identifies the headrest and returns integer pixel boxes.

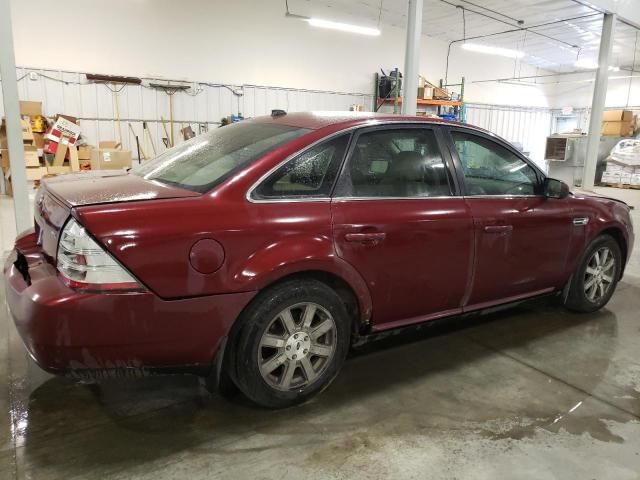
[387,151,424,182]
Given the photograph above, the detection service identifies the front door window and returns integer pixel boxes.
[451,131,539,196]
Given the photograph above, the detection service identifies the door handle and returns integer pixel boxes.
[483,225,513,234]
[344,232,386,244]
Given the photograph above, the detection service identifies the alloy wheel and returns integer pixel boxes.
[258,302,337,391]
[583,246,616,303]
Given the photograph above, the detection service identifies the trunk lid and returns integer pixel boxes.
[34,170,200,259]
[42,170,200,207]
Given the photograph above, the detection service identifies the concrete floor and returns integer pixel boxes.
[0,186,639,479]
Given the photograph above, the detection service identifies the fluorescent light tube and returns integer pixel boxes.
[461,42,525,59]
[306,18,381,36]
[574,59,621,71]
[574,58,598,69]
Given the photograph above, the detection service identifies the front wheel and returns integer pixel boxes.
[565,234,622,313]
[231,279,351,408]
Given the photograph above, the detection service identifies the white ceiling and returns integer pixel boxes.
[295,0,640,74]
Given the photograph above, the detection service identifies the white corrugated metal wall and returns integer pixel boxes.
[2,67,555,170]
[465,103,553,170]
[0,67,372,158]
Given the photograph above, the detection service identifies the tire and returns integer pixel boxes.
[230,278,351,409]
[565,234,622,313]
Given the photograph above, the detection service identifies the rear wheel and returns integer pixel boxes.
[565,235,622,313]
[231,279,350,408]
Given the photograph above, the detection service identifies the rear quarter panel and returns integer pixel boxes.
[76,123,373,318]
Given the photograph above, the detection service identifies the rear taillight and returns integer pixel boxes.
[57,218,143,291]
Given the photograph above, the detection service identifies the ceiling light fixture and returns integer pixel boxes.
[284,0,380,37]
[460,42,525,59]
[574,59,621,71]
[574,58,598,69]
[305,17,380,36]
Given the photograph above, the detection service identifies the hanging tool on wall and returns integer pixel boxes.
[86,74,142,148]
[127,122,147,160]
[149,82,190,148]
[143,121,156,156]
[113,92,123,147]
[160,116,172,148]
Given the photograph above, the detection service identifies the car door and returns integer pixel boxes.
[445,127,574,309]
[331,125,474,329]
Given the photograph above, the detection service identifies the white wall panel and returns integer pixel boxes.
[1,67,373,159]
[5,67,552,167]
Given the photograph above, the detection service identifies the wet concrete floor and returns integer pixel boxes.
[1,274,639,479]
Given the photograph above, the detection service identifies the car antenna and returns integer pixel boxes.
[271,109,287,117]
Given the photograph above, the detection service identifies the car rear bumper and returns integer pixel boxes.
[4,236,256,375]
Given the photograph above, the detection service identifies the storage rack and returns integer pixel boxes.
[374,73,465,121]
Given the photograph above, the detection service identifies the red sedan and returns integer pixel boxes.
[4,112,635,408]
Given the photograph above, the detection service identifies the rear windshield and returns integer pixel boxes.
[132,122,310,193]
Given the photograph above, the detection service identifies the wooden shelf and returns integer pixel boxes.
[378,98,463,107]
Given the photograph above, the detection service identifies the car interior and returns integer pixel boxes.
[451,131,539,196]
[349,129,451,197]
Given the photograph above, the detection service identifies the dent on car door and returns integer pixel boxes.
[448,128,574,309]
[331,125,474,329]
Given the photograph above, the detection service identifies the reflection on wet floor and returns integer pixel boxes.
[2,281,640,479]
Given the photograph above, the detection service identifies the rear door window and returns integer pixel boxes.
[252,134,350,199]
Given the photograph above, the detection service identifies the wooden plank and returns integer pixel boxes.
[52,142,68,167]
[68,144,80,171]
[600,182,640,190]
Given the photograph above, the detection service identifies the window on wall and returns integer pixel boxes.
[554,115,580,134]
[344,128,451,198]
[252,134,349,199]
[451,131,539,196]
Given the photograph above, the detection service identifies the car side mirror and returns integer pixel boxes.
[543,177,570,199]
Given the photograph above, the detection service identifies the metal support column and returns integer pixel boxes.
[583,13,616,190]
[401,0,423,116]
[0,0,30,232]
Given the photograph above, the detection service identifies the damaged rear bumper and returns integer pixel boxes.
[4,240,255,377]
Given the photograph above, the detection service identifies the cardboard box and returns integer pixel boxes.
[47,116,81,145]
[99,141,121,149]
[32,132,45,149]
[602,109,633,122]
[417,87,434,100]
[602,121,634,136]
[0,149,8,169]
[56,114,78,124]
[24,146,40,167]
[77,145,93,160]
[46,166,71,175]
[21,119,34,142]
[90,148,132,170]
[423,80,449,100]
[19,101,43,118]
[0,147,40,168]
[1,119,36,147]
[26,167,47,181]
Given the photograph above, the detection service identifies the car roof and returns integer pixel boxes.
[251,111,486,133]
